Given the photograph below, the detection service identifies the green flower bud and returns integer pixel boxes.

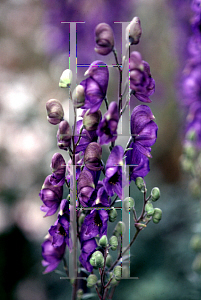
[190,235,201,252]
[192,253,201,274]
[76,289,83,300]
[123,197,135,212]
[106,254,113,267]
[109,235,118,251]
[151,187,160,202]
[90,251,104,268]
[109,207,117,222]
[180,156,193,173]
[113,266,122,281]
[186,129,196,141]
[83,109,102,131]
[184,142,196,159]
[145,201,154,216]
[59,69,73,88]
[46,99,64,125]
[99,235,108,248]
[152,208,162,224]
[78,213,85,227]
[72,85,85,108]
[87,274,98,288]
[114,221,125,236]
[135,177,146,192]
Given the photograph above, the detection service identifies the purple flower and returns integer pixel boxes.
[130,51,155,103]
[103,146,127,199]
[74,120,98,154]
[126,105,158,180]
[80,61,109,113]
[57,120,72,150]
[92,181,111,207]
[191,0,201,13]
[84,142,103,171]
[49,199,72,250]
[97,101,119,145]
[80,209,108,242]
[41,237,66,274]
[66,153,83,184]
[94,23,114,55]
[39,175,63,217]
[77,169,95,207]
[49,153,66,186]
[79,238,97,272]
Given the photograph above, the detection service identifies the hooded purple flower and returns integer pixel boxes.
[66,153,83,184]
[103,146,127,199]
[91,181,111,207]
[97,101,119,145]
[80,61,109,113]
[41,237,66,274]
[57,120,72,150]
[94,23,114,55]
[77,169,95,207]
[39,175,63,217]
[49,199,72,250]
[126,105,158,180]
[130,51,155,103]
[79,238,97,272]
[49,153,66,186]
[80,209,108,242]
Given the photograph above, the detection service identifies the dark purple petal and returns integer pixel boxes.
[79,239,97,272]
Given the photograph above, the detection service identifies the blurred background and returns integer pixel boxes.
[0,0,200,299]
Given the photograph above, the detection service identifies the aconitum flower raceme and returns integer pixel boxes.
[130,51,155,103]
[49,153,66,186]
[80,209,109,242]
[77,169,95,207]
[94,23,114,55]
[80,61,109,113]
[97,101,119,145]
[57,120,72,150]
[49,199,72,250]
[46,99,64,125]
[39,175,63,217]
[79,238,98,272]
[41,237,66,274]
[103,145,127,199]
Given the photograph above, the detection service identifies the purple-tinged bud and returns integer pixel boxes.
[50,153,66,186]
[57,120,72,150]
[72,85,85,108]
[77,170,95,207]
[84,142,102,171]
[59,69,73,88]
[83,109,102,131]
[46,99,64,125]
[95,23,114,55]
[126,16,142,45]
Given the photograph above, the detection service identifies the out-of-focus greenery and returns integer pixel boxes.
[0,0,200,299]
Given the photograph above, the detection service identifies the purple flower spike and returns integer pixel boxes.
[49,153,66,186]
[77,170,95,207]
[79,238,97,272]
[97,101,119,145]
[41,237,66,274]
[80,61,109,113]
[49,199,72,251]
[130,51,155,103]
[57,120,72,150]
[80,209,108,242]
[103,146,126,199]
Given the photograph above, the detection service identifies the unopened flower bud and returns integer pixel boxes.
[184,142,196,159]
[72,85,85,108]
[109,207,117,222]
[76,289,83,300]
[145,201,154,216]
[46,99,64,125]
[152,208,162,224]
[190,235,201,252]
[135,177,146,192]
[83,109,102,131]
[57,120,72,150]
[192,253,201,274]
[113,266,122,281]
[151,187,160,202]
[126,16,142,45]
[59,69,72,88]
[90,251,104,268]
[87,274,98,288]
[109,235,118,251]
[114,221,125,236]
[106,254,113,267]
[99,235,108,248]
[123,197,135,212]
[84,142,102,171]
[95,23,114,55]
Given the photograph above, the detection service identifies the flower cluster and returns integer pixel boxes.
[39,17,161,299]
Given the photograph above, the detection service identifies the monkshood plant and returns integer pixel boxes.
[39,17,162,300]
